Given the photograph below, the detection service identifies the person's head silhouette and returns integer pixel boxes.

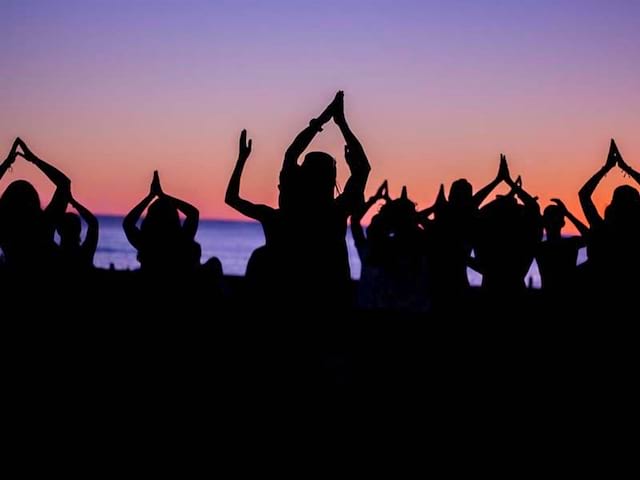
[543,205,565,235]
[0,180,41,219]
[605,185,640,224]
[142,197,181,238]
[377,186,418,236]
[449,179,473,209]
[300,151,337,203]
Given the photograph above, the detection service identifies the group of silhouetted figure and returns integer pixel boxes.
[2,91,639,314]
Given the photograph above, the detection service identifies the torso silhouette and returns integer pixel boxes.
[536,237,581,292]
[0,217,59,272]
[586,219,640,289]
[243,209,286,290]
[282,198,351,290]
[59,242,94,273]
[429,205,477,294]
[475,196,542,292]
[358,208,430,312]
[277,163,354,306]
[137,233,200,274]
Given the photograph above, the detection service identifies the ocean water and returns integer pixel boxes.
[95,216,363,277]
[93,216,576,287]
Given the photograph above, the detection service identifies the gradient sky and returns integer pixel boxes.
[2,0,639,224]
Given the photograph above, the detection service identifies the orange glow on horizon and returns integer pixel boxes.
[2,127,637,234]
[2,1,639,229]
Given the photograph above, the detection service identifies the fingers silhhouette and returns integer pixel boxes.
[605,139,618,169]
[238,130,252,159]
[151,170,162,196]
[333,90,346,124]
[498,154,510,181]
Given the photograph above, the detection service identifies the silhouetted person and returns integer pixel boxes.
[123,171,201,276]
[0,138,70,274]
[578,139,640,294]
[225,129,284,295]
[279,91,371,309]
[536,198,587,293]
[352,182,431,312]
[426,155,515,303]
[474,157,542,294]
[57,195,99,272]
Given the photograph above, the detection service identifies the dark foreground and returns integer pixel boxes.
[3,269,635,447]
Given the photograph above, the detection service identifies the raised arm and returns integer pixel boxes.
[351,180,387,254]
[616,141,640,186]
[550,198,589,240]
[123,194,153,249]
[497,155,538,209]
[0,139,20,181]
[225,130,275,222]
[472,154,509,208]
[579,140,617,227]
[70,196,99,264]
[17,138,71,232]
[334,92,371,214]
[281,93,337,173]
[334,91,371,180]
[17,138,70,191]
[123,172,159,249]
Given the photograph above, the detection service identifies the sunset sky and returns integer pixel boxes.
[2,0,639,224]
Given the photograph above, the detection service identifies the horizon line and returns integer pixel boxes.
[94,213,257,223]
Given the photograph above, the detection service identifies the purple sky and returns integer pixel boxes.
[2,0,639,219]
